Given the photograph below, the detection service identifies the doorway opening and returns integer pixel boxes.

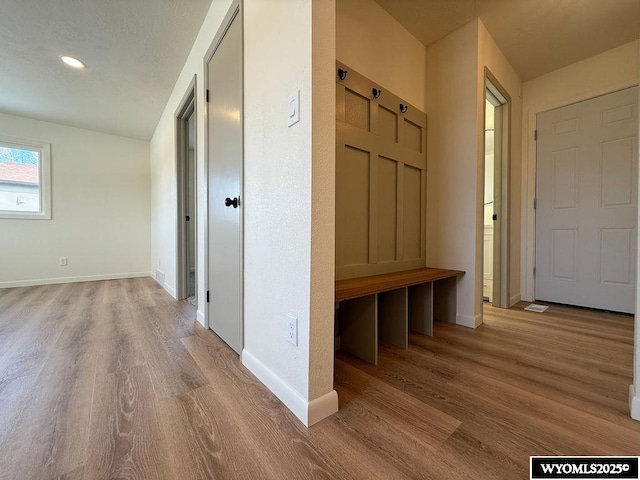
[483,70,510,309]
[176,77,197,306]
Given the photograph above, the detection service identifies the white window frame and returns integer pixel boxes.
[0,136,51,220]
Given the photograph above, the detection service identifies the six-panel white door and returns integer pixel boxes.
[535,86,638,313]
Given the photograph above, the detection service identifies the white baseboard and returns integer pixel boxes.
[456,313,482,328]
[456,312,482,328]
[197,310,206,327]
[630,384,640,421]
[0,272,152,289]
[510,293,522,307]
[163,284,177,298]
[241,349,338,427]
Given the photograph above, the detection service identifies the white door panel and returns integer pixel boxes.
[207,9,243,353]
[535,86,638,313]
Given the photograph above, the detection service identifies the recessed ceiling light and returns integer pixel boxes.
[61,56,86,69]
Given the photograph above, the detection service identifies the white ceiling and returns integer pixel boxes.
[374,0,640,81]
[0,0,213,140]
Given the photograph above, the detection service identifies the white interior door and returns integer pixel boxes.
[535,86,638,313]
[206,7,243,353]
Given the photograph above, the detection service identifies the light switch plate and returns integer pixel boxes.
[287,90,300,127]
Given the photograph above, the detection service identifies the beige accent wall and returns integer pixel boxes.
[336,0,428,112]
[335,63,427,280]
[521,40,640,302]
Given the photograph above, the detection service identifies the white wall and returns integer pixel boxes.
[426,20,481,327]
[0,112,150,287]
[521,40,640,302]
[150,0,337,426]
[478,20,523,310]
[243,0,337,426]
[336,0,427,111]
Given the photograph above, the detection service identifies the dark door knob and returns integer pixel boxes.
[225,197,239,208]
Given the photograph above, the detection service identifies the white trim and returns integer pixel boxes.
[0,136,51,220]
[457,312,483,328]
[241,349,338,427]
[0,271,151,289]
[197,310,205,326]
[163,283,177,298]
[175,77,197,302]
[509,293,521,307]
[629,385,640,421]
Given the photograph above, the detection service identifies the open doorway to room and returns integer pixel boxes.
[176,77,197,307]
[483,70,510,309]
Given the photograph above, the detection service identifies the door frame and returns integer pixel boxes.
[482,68,511,309]
[175,76,197,302]
[524,82,639,302]
[203,0,244,334]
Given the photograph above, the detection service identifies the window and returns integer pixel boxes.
[0,137,51,219]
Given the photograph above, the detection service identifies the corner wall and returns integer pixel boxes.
[426,20,481,326]
[478,20,523,310]
[426,19,523,327]
[150,0,337,427]
[0,112,150,287]
[242,0,337,426]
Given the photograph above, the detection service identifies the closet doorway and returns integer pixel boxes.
[483,70,510,308]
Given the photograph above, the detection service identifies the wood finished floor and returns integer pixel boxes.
[0,278,639,479]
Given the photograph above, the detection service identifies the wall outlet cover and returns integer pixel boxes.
[287,315,298,346]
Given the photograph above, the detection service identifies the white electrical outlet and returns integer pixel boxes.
[60,257,68,266]
[287,315,298,346]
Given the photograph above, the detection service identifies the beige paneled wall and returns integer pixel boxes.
[336,63,427,280]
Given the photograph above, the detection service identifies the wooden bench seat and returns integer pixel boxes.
[335,267,464,364]
[335,267,464,302]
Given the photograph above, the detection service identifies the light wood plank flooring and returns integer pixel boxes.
[0,278,638,479]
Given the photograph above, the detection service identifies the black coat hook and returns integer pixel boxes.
[400,103,408,114]
[372,88,381,99]
[337,68,347,81]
